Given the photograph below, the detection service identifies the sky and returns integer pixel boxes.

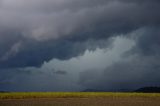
[0,0,160,91]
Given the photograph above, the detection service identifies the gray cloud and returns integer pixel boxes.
[0,38,112,68]
[0,0,160,91]
[79,28,160,91]
[133,27,160,55]
[0,67,81,91]
[0,0,160,68]
[0,36,133,91]
[79,55,160,91]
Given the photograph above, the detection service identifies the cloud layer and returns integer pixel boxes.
[0,0,160,68]
[79,28,160,91]
[0,0,160,91]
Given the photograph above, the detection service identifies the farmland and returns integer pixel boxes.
[0,92,160,106]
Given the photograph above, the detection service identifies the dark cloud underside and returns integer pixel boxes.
[0,0,160,68]
[0,0,160,91]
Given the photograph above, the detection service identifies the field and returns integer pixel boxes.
[0,92,160,106]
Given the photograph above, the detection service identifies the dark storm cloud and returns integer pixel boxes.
[0,0,160,69]
[0,38,111,68]
[79,27,160,91]
[133,27,160,55]
[0,1,158,92]
[0,67,78,91]
[79,55,160,91]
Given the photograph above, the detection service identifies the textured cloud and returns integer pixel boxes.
[79,28,160,91]
[0,0,160,68]
[0,0,160,91]
[0,36,134,91]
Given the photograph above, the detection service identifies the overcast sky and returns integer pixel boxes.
[0,0,160,91]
